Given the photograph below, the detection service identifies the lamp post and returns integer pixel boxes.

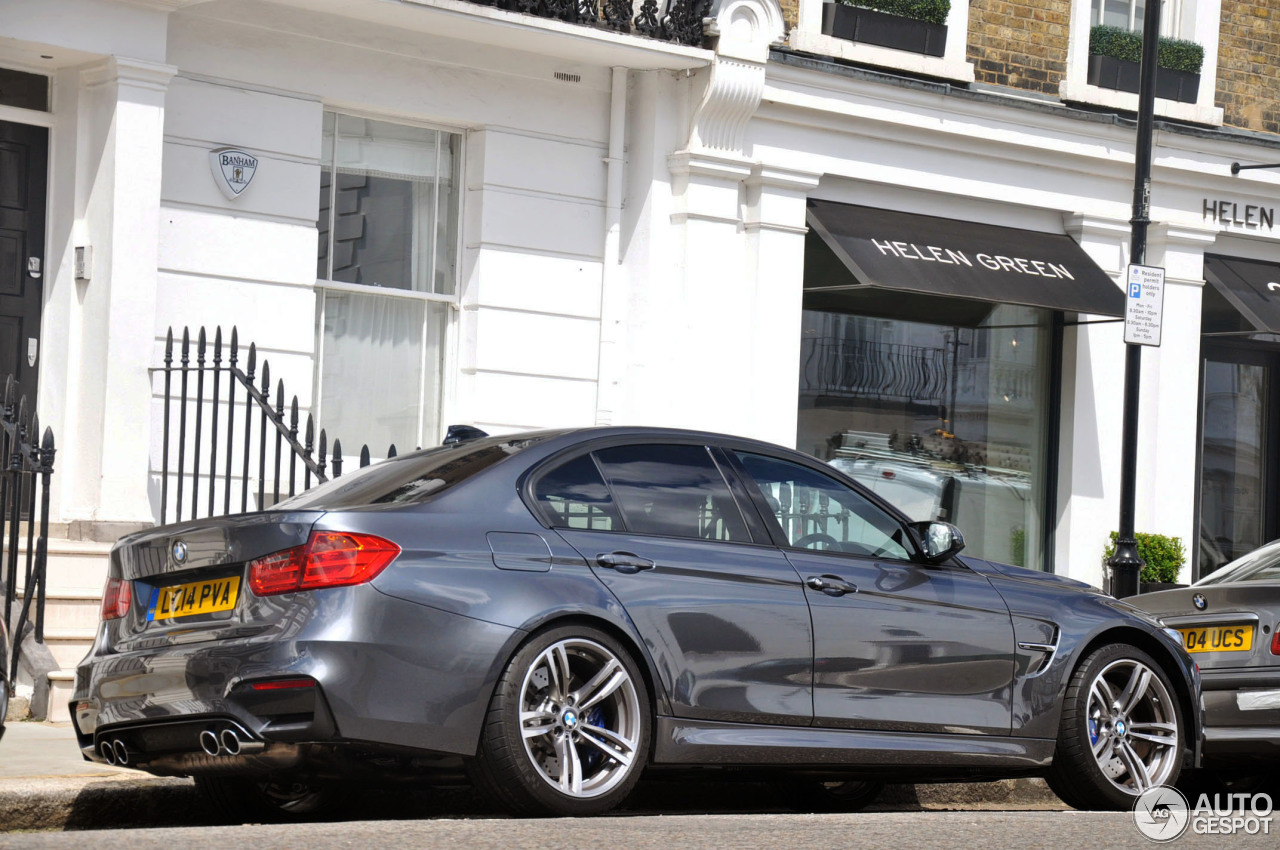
[1107,0,1164,599]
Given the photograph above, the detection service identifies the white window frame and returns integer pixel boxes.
[313,109,464,452]
[790,0,976,84]
[1061,0,1223,125]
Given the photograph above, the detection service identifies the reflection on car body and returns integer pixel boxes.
[73,427,1199,818]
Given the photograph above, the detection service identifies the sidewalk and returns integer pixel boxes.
[0,721,203,831]
[0,721,1064,832]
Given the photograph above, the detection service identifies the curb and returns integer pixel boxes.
[0,775,1063,831]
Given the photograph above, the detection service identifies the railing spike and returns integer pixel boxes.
[164,327,174,364]
[360,444,370,468]
[41,425,55,455]
[229,326,239,367]
[305,415,314,445]
[181,326,190,364]
[387,444,397,459]
[4,375,14,413]
[332,438,343,478]
[213,326,222,361]
[246,342,256,380]
[261,359,270,394]
[276,379,285,414]
[290,396,299,429]
[198,326,207,357]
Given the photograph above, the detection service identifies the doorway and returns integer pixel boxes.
[1197,343,1280,577]
[0,119,48,408]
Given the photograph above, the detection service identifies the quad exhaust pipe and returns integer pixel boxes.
[198,726,263,757]
[98,738,130,766]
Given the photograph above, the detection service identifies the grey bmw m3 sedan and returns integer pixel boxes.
[72,427,1202,818]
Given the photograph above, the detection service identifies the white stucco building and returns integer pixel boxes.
[4,0,1280,716]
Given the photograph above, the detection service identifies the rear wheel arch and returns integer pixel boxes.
[509,614,666,732]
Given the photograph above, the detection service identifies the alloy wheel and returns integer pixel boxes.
[517,637,642,799]
[1086,658,1180,794]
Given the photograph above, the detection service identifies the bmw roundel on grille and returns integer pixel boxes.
[172,540,189,565]
[1192,593,1207,611]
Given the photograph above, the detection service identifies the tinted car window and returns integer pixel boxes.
[273,435,547,509]
[736,451,911,560]
[594,444,749,542]
[534,454,623,531]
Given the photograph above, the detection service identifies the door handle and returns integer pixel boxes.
[806,574,858,597]
[596,552,656,574]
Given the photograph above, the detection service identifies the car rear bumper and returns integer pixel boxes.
[1200,668,1280,764]
[72,586,521,771]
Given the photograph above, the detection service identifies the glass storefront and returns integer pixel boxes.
[1198,348,1277,574]
[797,303,1055,570]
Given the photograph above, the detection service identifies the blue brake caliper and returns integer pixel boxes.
[1088,716,1099,747]
[579,706,607,771]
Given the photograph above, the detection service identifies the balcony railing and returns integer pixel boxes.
[465,0,712,47]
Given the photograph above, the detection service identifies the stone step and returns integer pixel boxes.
[10,538,112,596]
[46,670,74,724]
[15,592,102,632]
[42,628,96,670]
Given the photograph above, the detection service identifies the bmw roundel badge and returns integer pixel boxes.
[1192,593,1207,611]
[172,540,189,565]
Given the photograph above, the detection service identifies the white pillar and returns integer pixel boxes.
[1136,223,1217,582]
[64,57,176,528]
[744,165,822,448]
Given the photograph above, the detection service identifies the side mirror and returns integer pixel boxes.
[909,520,965,564]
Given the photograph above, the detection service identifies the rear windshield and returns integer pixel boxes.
[1196,539,1280,586]
[272,434,550,510]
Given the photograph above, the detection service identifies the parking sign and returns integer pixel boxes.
[1124,264,1165,346]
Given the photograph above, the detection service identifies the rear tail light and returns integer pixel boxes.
[100,577,131,621]
[247,531,400,597]
[1271,626,1280,656]
[249,677,317,691]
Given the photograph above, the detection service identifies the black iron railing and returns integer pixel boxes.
[156,326,397,526]
[466,0,712,46]
[0,376,56,695]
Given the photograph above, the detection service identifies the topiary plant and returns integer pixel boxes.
[1089,25,1205,74]
[839,0,951,27]
[1103,531,1186,584]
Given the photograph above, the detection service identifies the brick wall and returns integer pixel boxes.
[967,0,1070,94]
[780,0,799,31]
[1217,4,1280,135]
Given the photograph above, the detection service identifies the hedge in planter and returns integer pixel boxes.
[1102,531,1186,585]
[823,0,950,57]
[1087,25,1204,103]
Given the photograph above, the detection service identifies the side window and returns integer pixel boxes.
[735,452,911,561]
[594,444,749,543]
[533,454,622,532]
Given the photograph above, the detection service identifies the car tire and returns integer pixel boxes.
[195,774,338,823]
[786,779,885,813]
[1046,643,1184,810]
[471,624,651,817]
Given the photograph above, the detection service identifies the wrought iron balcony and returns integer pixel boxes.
[465,0,712,47]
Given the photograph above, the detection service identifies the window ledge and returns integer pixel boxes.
[788,30,975,84]
[1058,77,1223,127]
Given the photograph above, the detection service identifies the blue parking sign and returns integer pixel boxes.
[1130,282,1142,298]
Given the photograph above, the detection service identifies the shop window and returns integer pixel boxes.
[789,0,976,84]
[1062,0,1222,123]
[797,303,1054,570]
[315,113,461,454]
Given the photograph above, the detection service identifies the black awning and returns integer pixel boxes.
[1204,255,1280,335]
[806,200,1126,318]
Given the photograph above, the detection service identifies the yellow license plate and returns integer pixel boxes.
[148,576,241,621]
[1179,624,1254,654]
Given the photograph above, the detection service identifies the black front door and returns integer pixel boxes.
[1198,343,1280,576]
[0,120,48,406]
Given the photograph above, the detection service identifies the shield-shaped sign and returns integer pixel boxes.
[209,147,258,200]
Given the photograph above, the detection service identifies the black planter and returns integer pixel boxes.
[1086,54,1201,104]
[821,4,947,58]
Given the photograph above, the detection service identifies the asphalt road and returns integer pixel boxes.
[2,811,1273,850]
